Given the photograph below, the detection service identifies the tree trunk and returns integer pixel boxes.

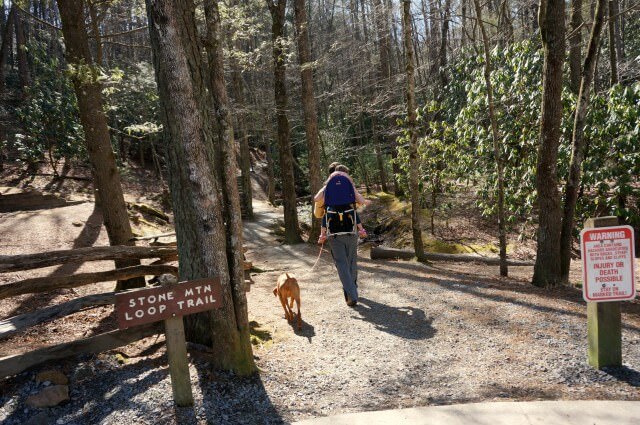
[560,0,607,282]
[568,0,583,94]
[13,7,29,95]
[229,0,253,220]
[202,0,255,374]
[231,66,253,220]
[373,121,389,192]
[498,0,514,47]
[438,0,452,91]
[473,0,508,276]
[607,0,619,85]
[372,0,403,197]
[267,0,303,244]
[87,0,103,66]
[57,0,144,291]
[532,0,565,287]
[401,0,425,261]
[294,0,322,243]
[145,0,255,375]
[0,7,15,94]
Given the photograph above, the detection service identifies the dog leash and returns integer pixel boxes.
[310,241,326,271]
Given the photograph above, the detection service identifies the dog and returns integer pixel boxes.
[273,273,302,330]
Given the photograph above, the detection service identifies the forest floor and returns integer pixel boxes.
[1,162,640,425]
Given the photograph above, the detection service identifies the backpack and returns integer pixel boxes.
[324,174,357,236]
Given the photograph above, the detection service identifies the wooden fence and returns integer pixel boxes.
[0,245,178,379]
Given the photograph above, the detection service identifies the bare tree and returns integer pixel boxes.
[532,0,565,287]
[401,0,425,261]
[266,0,303,244]
[58,0,144,290]
[560,0,607,282]
[472,0,508,276]
[569,0,583,93]
[294,0,322,243]
[145,0,255,374]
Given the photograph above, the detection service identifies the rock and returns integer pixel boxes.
[35,370,69,386]
[23,412,50,425]
[25,385,69,408]
[72,221,83,227]
[73,364,94,382]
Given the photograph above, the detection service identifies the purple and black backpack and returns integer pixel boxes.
[324,174,357,236]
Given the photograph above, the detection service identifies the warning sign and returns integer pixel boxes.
[581,225,636,302]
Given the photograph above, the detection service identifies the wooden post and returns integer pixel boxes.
[585,216,622,369]
[161,277,194,406]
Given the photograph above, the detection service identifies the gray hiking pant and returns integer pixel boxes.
[328,234,359,302]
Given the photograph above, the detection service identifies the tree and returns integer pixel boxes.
[57,0,144,290]
[532,0,565,287]
[568,0,583,94]
[145,0,255,375]
[293,0,322,243]
[472,0,508,276]
[560,0,607,281]
[401,0,425,260]
[372,0,403,196]
[608,0,620,85]
[266,0,303,244]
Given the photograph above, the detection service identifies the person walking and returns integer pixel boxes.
[315,164,369,307]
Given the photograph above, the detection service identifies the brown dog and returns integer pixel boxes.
[273,273,302,330]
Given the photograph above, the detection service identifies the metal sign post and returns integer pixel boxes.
[580,218,636,369]
[115,277,223,406]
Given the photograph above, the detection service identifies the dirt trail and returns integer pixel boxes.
[243,199,640,422]
[1,182,639,424]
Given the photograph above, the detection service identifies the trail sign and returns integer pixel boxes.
[115,278,223,328]
[580,225,636,303]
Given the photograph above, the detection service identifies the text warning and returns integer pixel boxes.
[581,225,636,302]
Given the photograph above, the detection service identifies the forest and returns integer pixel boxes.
[0,0,640,423]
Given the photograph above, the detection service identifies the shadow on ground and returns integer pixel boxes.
[354,296,436,340]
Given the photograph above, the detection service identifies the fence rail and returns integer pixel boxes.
[0,245,178,379]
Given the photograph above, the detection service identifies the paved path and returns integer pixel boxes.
[293,400,640,425]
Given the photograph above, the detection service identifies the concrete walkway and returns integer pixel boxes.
[293,400,640,425]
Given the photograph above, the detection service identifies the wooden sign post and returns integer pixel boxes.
[581,217,636,369]
[115,277,223,406]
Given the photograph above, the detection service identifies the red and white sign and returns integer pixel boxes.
[580,225,636,302]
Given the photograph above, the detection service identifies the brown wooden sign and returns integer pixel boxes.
[115,278,223,329]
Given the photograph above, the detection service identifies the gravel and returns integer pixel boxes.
[2,201,640,424]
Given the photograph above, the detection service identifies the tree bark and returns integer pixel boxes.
[438,0,452,91]
[294,0,322,243]
[472,0,508,276]
[57,0,144,291]
[203,0,255,374]
[401,0,425,261]
[13,7,30,95]
[607,0,619,85]
[229,0,253,220]
[372,0,403,196]
[532,0,565,287]
[0,7,15,94]
[569,0,583,94]
[560,0,607,281]
[267,0,303,244]
[373,122,389,192]
[265,137,276,204]
[145,0,255,375]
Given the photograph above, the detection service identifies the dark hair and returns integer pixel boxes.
[328,161,340,174]
[335,164,350,173]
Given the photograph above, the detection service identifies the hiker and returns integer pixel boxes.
[315,164,368,307]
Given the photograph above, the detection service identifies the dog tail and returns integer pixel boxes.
[272,287,278,296]
[285,272,290,279]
